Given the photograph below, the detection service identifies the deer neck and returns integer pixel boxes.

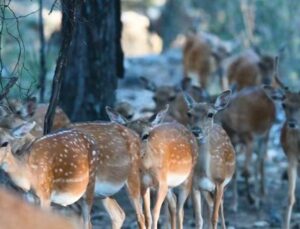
[201,119,214,138]
[4,153,32,192]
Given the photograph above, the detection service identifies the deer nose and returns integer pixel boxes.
[141,133,150,141]
[191,127,203,138]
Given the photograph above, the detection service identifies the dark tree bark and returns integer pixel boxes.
[39,0,46,103]
[59,0,124,122]
[44,0,81,134]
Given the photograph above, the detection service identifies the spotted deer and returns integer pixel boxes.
[226,49,274,91]
[183,90,236,229]
[0,187,80,229]
[0,125,99,229]
[69,121,146,229]
[272,69,300,228]
[106,105,198,229]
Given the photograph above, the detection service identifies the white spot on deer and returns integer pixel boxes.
[92,150,96,156]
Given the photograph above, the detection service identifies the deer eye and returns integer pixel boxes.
[282,103,286,109]
[207,112,214,118]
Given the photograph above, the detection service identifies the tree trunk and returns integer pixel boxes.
[60,0,123,122]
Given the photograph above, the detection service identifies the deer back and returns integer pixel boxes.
[142,123,198,179]
[69,122,139,185]
[27,130,99,202]
[218,87,276,135]
[227,50,274,90]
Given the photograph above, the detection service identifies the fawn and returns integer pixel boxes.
[183,90,236,229]
[106,105,198,229]
[0,123,99,229]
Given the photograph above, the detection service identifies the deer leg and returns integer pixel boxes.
[220,200,226,229]
[152,183,168,229]
[231,170,238,212]
[212,183,224,229]
[143,188,152,229]
[79,198,93,229]
[39,197,51,209]
[192,188,203,229]
[257,134,269,197]
[284,159,297,229]
[243,138,255,204]
[203,191,214,229]
[177,177,193,229]
[166,190,177,229]
[126,175,146,229]
[101,197,125,229]
[82,178,96,229]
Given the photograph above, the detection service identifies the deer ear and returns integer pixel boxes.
[214,90,231,111]
[139,77,157,92]
[11,121,36,138]
[105,106,127,125]
[151,104,169,126]
[183,93,196,110]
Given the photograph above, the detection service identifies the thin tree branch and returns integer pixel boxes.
[43,0,81,134]
[0,77,18,101]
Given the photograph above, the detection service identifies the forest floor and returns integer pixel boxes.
[89,49,300,229]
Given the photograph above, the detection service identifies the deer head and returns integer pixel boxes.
[183,90,231,134]
[140,77,179,111]
[0,121,36,155]
[268,56,300,129]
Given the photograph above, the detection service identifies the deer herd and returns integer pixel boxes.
[0,31,299,229]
